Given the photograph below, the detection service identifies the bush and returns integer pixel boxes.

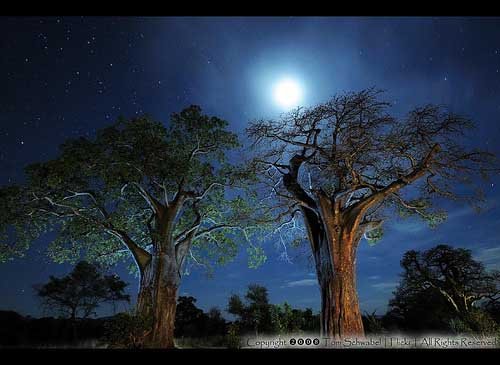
[449,309,498,335]
[225,323,241,349]
[103,312,153,349]
[362,312,385,334]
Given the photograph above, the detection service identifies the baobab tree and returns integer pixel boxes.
[393,244,500,317]
[246,88,498,338]
[0,106,263,348]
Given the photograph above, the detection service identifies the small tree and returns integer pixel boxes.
[270,303,319,334]
[35,261,130,320]
[174,296,205,338]
[205,307,227,337]
[228,284,273,336]
[270,302,304,334]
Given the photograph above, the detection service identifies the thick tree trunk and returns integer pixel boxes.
[319,259,364,338]
[309,209,364,339]
[151,279,178,348]
[137,263,154,319]
[135,251,179,348]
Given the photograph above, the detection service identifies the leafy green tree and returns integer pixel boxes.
[0,106,264,348]
[270,303,319,334]
[270,305,286,334]
[228,284,273,335]
[271,302,301,334]
[247,88,498,337]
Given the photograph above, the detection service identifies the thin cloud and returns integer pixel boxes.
[371,282,398,291]
[474,246,500,269]
[391,220,425,234]
[283,279,317,288]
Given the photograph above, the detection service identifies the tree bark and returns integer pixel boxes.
[301,197,364,339]
[136,250,179,348]
[314,233,364,338]
[137,261,154,319]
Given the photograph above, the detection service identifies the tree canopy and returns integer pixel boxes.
[247,88,498,248]
[0,105,265,273]
[228,284,274,335]
[392,244,500,315]
[246,88,498,337]
[35,261,130,320]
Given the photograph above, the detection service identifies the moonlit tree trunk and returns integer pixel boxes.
[133,196,197,349]
[302,201,364,338]
[320,235,364,338]
[135,238,181,348]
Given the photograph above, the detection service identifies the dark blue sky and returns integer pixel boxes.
[1,16,500,319]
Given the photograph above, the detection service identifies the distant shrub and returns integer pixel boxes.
[225,323,241,349]
[103,312,153,349]
[449,309,497,335]
[362,311,385,334]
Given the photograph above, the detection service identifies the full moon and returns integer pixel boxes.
[273,78,303,109]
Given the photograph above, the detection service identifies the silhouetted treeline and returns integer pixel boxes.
[174,296,228,338]
[0,297,234,347]
[0,310,109,347]
[2,244,499,348]
[227,284,320,335]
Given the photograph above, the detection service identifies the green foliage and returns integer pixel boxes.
[187,191,270,273]
[0,105,268,280]
[365,227,384,246]
[395,198,448,229]
[227,284,319,336]
[228,284,274,335]
[270,302,306,334]
[0,186,48,263]
[247,246,267,269]
[452,310,498,335]
[225,323,241,349]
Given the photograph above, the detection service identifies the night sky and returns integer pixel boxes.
[2,16,500,319]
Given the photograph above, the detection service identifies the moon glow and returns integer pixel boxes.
[273,78,303,109]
